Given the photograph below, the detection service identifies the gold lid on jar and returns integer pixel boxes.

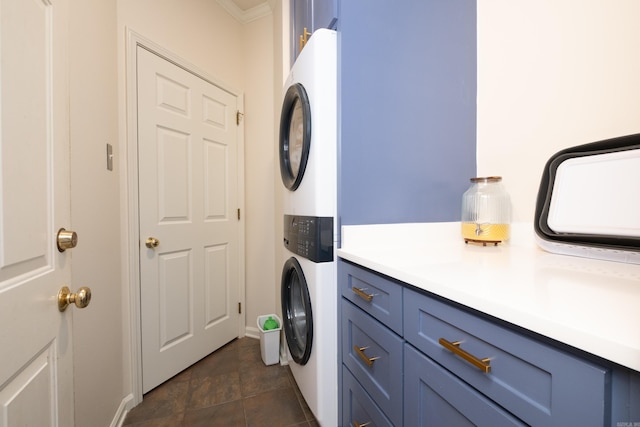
[470,176,502,183]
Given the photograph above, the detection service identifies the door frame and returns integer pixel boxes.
[124,29,246,405]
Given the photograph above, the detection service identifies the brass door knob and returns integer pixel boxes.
[145,237,160,248]
[58,286,92,312]
[57,228,78,252]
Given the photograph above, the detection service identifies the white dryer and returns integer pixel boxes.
[279,29,337,427]
[280,29,337,220]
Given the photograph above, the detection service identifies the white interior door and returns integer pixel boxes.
[137,46,241,393]
[0,0,75,425]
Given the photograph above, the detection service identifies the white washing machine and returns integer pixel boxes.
[279,29,337,426]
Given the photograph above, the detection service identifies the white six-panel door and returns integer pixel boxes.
[136,46,241,393]
[0,0,75,425]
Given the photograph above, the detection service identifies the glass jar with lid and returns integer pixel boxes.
[461,176,512,245]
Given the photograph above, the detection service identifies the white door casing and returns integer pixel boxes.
[0,0,74,425]
[136,46,243,393]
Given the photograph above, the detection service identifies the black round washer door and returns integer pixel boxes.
[279,83,311,191]
[281,257,313,365]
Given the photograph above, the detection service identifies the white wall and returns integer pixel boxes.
[273,0,288,334]
[242,14,278,335]
[477,0,640,222]
[118,0,245,90]
[69,0,124,426]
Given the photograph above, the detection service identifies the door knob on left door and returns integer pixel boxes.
[145,237,160,248]
[58,286,92,312]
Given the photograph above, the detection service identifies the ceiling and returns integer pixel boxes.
[218,0,272,24]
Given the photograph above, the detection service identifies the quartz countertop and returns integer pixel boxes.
[337,222,640,372]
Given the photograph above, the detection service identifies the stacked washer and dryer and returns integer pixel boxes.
[279,29,337,426]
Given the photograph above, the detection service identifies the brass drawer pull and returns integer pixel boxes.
[439,338,491,373]
[352,287,374,302]
[299,27,311,52]
[354,345,380,367]
[352,421,371,427]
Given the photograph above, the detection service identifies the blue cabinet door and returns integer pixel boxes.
[339,260,403,335]
[290,0,338,66]
[313,0,337,30]
[291,0,311,65]
[405,344,526,426]
[338,0,477,231]
[404,287,609,427]
[342,366,393,427]
[342,300,403,426]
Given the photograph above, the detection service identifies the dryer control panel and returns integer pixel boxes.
[284,215,333,263]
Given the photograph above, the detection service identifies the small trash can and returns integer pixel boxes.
[257,314,282,366]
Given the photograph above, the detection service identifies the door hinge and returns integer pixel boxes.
[238,302,242,314]
[237,208,241,220]
[236,110,244,125]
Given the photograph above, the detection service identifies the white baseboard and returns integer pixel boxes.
[110,393,134,427]
[245,325,260,339]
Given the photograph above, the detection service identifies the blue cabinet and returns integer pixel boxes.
[338,0,477,234]
[311,0,337,30]
[339,260,403,334]
[404,345,524,427]
[342,366,393,427]
[404,287,609,426]
[342,300,404,425]
[290,0,338,66]
[338,259,640,426]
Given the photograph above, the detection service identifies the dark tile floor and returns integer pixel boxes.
[123,337,318,427]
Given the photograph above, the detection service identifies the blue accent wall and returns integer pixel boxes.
[337,0,477,236]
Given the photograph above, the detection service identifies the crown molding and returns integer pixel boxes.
[217,0,273,24]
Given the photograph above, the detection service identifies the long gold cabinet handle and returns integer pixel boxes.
[352,421,371,427]
[299,27,311,52]
[352,287,374,302]
[354,345,380,367]
[439,338,491,373]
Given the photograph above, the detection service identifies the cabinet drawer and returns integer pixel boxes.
[339,260,403,334]
[404,287,609,427]
[342,366,393,427]
[405,344,525,426]
[342,300,403,426]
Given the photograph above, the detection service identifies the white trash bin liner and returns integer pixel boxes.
[257,314,282,365]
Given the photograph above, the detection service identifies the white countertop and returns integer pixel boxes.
[337,222,640,372]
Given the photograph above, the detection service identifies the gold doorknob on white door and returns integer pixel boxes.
[145,237,160,248]
[57,228,78,252]
[58,286,92,312]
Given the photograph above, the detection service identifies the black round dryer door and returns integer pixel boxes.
[281,257,313,365]
[279,83,311,191]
